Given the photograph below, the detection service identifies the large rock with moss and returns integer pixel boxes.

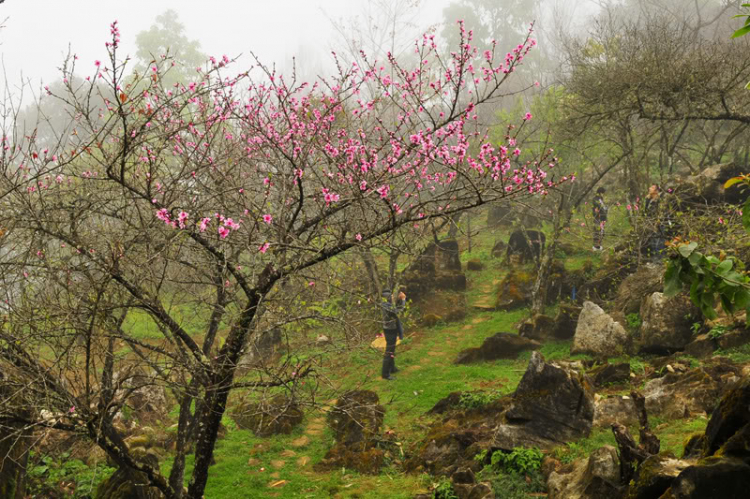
[495,269,534,310]
[547,446,622,499]
[316,391,387,474]
[638,293,700,354]
[95,450,164,499]
[454,333,540,364]
[664,457,750,498]
[678,162,749,205]
[494,352,595,450]
[572,301,629,357]
[610,264,664,316]
[402,240,466,302]
[643,361,741,419]
[231,394,304,437]
[626,453,691,499]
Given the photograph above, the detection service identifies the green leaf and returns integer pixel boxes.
[664,263,683,296]
[678,242,698,258]
[732,24,750,38]
[716,259,733,276]
[724,177,745,189]
[690,279,702,307]
[700,301,718,320]
[706,255,720,265]
[743,201,750,232]
[721,294,735,314]
[735,290,750,310]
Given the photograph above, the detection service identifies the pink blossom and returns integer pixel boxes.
[199,217,211,232]
[524,112,532,121]
[262,214,273,224]
[218,226,230,239]
[355,233,362,241]
[258,242,270,253]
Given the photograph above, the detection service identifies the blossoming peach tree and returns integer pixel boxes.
[0,21,557,498]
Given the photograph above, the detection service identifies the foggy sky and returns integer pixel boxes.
[0,0,598,93]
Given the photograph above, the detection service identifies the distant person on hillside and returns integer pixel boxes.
[644,184,665,261]
[380,289,406,381]
[592,187,608,251]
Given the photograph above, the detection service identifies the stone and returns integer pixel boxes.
[518,314,557,342]
[571,301,629,358]
[551,304,582,340]
[239,328,283,368]
[589,362,631,387]
[487,203,512,226]
[402,240,466,301]
[491,240,507,259]
[702,380,750,457]
[495,269,535,310]
[328,391,384,446]
[418,291,467,325]
[717,330,750,350]
[665,458,750,498]
[454,333,541,364]
[644,362,741,420]
[679,162,748,205]
[466,259,484,271]
[638,293,700,354]
[506,229,545,264]
[114,369,170,424]
[610,264,664,316]
[547,446,621,499]
[626,454,690,499]
[593,396,639,428]
[577,250,637,304]
[684,334,717,358]
[466,482,494,499]
[95,450,164,499]
[231,395,304,437]
[494,352,595,450]
[451,467,476,485]
[316,334,331,345]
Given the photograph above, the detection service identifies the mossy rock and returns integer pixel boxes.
[626,453,688,499]
[663,456,750,498]
[421,314,442,327]
[466,259,484,271]
[328,391,384,446]
[702,381,750,457]
[231,395,304,437]
[95,450,163,499]
[495,269,534,310]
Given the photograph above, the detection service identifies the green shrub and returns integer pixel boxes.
[707,325,728,340]
[27,452,115,498]
[490,447,544,474]
[625,313,642,331]
[433,477,458,499]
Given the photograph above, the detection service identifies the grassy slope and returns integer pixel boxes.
[53,205,734,498]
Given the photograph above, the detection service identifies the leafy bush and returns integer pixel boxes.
[27,452,115,498]
[625,313,642,331]
[433,477,458,499]
[490,447,544,474]
[707,325,728,340]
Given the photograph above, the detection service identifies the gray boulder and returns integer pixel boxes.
[494,352,595,450]
[571,302,629,357]
[547,446,622,499]
[639,293,699,354]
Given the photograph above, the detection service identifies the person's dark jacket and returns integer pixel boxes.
[381,290,405,334]
[593,194,608,222]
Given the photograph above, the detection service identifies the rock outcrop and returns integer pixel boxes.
[638,293,699,354]
[494,351,595,450]
[231,395,304,437]
[547,446,621,499]
[316,391,388,474]
[571,302,629,357]
[402,240,466,301]
[455,333,540,364]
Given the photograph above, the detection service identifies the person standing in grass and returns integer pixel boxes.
[380,289,406,381]
[592,187,608,251]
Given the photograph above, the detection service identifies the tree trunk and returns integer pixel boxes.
[358,246,382,298]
